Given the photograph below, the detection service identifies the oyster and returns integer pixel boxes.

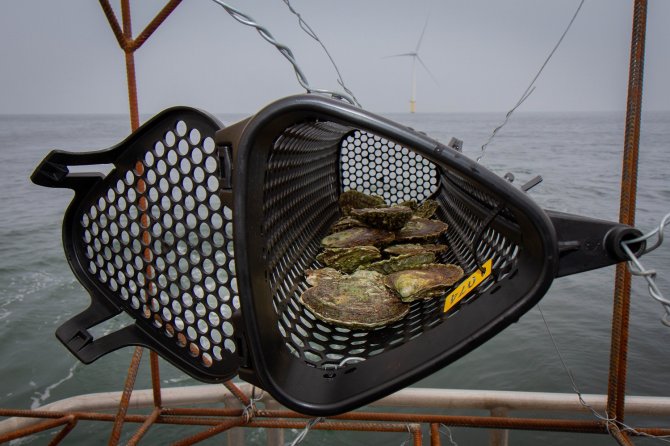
[396,217,449,242]
[329,216,367,233]
[399,200,418,211]
[317,245,382,273]
[359,251,436,275]
[305,267,343,286]
[339,190,387,215]
[384,264,464,302]
[351,206,413,231]
[300,270,410,329]
[414,199,439,219]
[321,227,395,249]
[384,243,449,257]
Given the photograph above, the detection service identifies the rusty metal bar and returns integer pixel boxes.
[607,0,648,435]
[47,416,78,446]
[171,417,247,446]
[108,346,144,446]
[150,352,162,408]
[223,380,252,407]
[611,426,637,446]
[98,0,127,50]
[0,416,73,444]
[131,0,183,51]
[430,423,441,446]
[126,407,161,446]
[3,405,670,440]
[120,0,140,130]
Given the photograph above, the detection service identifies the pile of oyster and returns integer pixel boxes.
[299,190,464,329]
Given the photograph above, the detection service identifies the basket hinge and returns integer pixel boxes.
[547,210,645,278]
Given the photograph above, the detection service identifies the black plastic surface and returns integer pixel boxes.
[223,95,558,415]
[31,107,240,382]
[31,95,644,415]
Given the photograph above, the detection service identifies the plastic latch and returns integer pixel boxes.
[447,137,463,152]
[521,175,543,192]
[219,144,233,189]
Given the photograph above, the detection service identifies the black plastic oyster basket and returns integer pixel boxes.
[31,94,644,416]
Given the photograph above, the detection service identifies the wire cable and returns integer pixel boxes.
[477,0,586,162]
[209,0,359,106]
[281,0,361,107]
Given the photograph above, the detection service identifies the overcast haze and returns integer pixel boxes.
[1,0,669,115]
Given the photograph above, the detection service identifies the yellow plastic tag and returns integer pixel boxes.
[443,258,493,313]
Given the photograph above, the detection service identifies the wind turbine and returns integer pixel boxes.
[385,18,438,113]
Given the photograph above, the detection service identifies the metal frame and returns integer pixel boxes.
[0,0,661,444]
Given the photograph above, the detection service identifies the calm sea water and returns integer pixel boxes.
[0,111,668,445]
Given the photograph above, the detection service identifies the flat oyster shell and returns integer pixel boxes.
[300,270,409,329]
[316,245,382,273]
[359,251,436,275]
[414,199,439,219]
[305,267,343,286]
[351,206,413,230]
[384,243,449,256]
[384,264,464,302]
[329,216,367,233]
[399,200,418,211]
[321,227,395,248]
[339,190,387,215]
[396,217,449,242]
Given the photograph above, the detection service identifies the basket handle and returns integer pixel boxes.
[548,210,646,277]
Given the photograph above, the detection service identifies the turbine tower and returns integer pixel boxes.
[386,18,438,113]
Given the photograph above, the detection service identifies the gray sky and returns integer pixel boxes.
[1,0,669,114]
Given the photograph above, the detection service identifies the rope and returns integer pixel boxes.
[477,0,586,163]
[209,0,359,106]
[621,212,670,326]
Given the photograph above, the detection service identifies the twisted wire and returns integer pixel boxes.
[538,304,670,442]
[281,0,361,107]
[622,212,670,326]
[288,417,324,446]
[439,424,460,445]
[477,0,585,163]
[210,0,359,106]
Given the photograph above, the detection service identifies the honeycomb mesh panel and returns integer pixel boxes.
[79,119,238,369]
[262,123,520,369]
[340,130,438,203]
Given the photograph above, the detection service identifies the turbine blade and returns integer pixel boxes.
[415,16,430,53]
[417,55,439,85]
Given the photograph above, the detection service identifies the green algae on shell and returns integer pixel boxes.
[350,206,413,231]
[359,251,436,275]
[414,199,439,219]
[384,264,464,302]
[395,217,449,242]
[339,190,387,215]
[316,245,382,273]
[383,243,449,257]
[299,270,410,329]
[398,199,418,211]
[321,227,395,249]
